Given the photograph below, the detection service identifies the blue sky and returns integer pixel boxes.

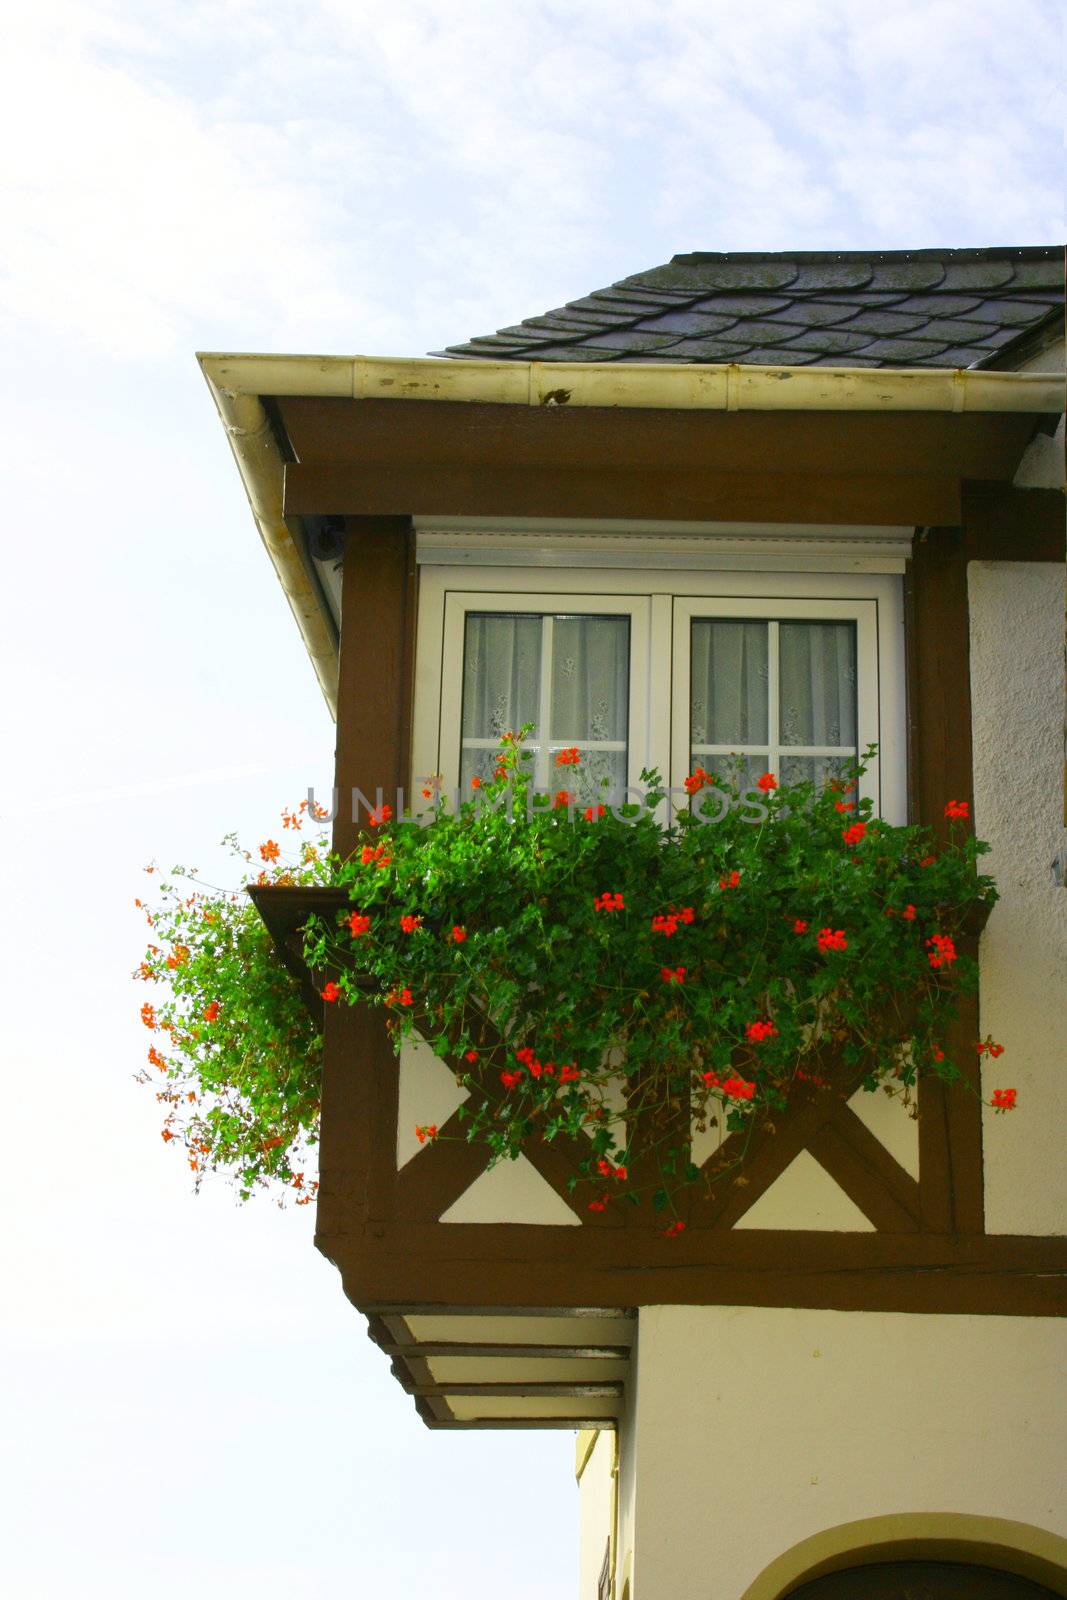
[1,2,1062,1596]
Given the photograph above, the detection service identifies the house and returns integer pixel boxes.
[198,248,1067,1600]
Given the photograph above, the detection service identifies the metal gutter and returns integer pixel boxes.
[198,366,340,716]
[197,352,1065,719]
[200,352,1063,416]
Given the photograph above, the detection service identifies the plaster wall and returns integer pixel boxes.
[968,561,1067,1234]
[577,1430,615,1600]
[616,1304,1066,1600]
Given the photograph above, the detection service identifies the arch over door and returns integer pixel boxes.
[787,1561,1061,1600]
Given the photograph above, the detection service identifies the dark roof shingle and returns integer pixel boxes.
[437,248,1064,369]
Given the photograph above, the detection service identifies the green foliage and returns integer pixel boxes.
[137,743,1000,1215]
[135,812,330,1201]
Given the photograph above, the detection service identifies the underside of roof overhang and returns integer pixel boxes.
[198,353,1064,716]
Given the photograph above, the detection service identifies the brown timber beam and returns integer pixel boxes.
[285,462,961,527]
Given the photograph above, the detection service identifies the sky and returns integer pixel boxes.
[0,2,1062,1596]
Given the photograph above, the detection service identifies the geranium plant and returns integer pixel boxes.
[137,741,1015,1215]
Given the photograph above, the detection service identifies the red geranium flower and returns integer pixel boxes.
[816,928,848,952]
[841,821,867,846]
[745,1020,778,1044]
[991,1088,1017,1111]
[594,891,625,912]
[451,925,467,942]
[322,981,341,1003]
[756,771,777,792]
[203,1001,220,1023]
[348,912,371,937]
[259,840,280,862]
[661,966,686,985]
[945,799,970,819]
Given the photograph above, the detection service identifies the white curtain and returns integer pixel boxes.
[461,613,629,793]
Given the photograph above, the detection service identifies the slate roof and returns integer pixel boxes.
[438,248,1064,369]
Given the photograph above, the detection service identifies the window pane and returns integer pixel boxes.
[550,616,629,743]
[779,753,855,790]
[779,622,857,748]
[691,620,769,746]
[461,613,542,740]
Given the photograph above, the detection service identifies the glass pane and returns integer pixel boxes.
[779,753,856,791]
[779,622,857,748]
[688,752,768,795]
[461,614,542,741]
[691,620,769,746]
[550,616,629,743]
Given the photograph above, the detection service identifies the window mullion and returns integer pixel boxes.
[537,615,554,789]
[767,620,780,777]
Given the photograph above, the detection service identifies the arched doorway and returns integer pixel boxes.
[786,1561,1061,1599]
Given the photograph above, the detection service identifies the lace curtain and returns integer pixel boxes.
[461,613,629,792]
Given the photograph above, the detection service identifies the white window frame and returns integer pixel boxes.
[413,565,905,822]
[672,594,887,816]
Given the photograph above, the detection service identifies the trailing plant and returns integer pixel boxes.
[137,744,1015,1216]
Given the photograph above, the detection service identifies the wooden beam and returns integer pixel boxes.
[285,461,960,527]
[961,484,1066,561]
[276,396,1037,481]
[325,1227,1067,1317]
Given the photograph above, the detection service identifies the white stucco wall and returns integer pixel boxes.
[969,560,1067,1234]
[612,1304,1067,1600]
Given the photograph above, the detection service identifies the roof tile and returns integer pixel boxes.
[440,248,1063,371]
[854,336,953,361]
[620,260,800,293]
[780,328,880,354]
[633,308,741,336]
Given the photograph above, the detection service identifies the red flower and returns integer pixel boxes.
[664,1219,686,1238]
[464,1049,479,1063]
[500,1070,523,1090]
[756,771,777,792]
[719,870,741,890]
[387,987,414,1007]
[203,1001,220,1023]
[147,1046,166,1071]
[553,789,574,809]
[161,1127,175,1143]
[901,904,916,920]
[652,912,678,937]
[614,1165,628,1182]
[348,912,371,937]
[322,981,341,1003]
[451,925,467,942]
[661,966,686,985]
[841,821,867,846]
[421,787,433,799]
[926,934,957,970]
[588,1196,608,1212]
[400,914,423,934]
[702,1070,720,1087]
[140,1003,157,1029]
[944,799,970,820]
[919,854,936,868]
[684,767,710,794]
[977,1038,1005,1058]
[368,804,392,828]
[259,840,280,862]
[594,891,625,912]
[558,1064,581,1084]
[816,927,847,952]
[555,747,581,766]
[793,919,809,934]
[583,805,606,821]
[834,800,854,813]
[746,1020,778,1044]
[932,1046,945,1062]
[415,1123,439,1144]
[470,776,482,789]
[991,1088,1017,1112]
[722,1076,755,1100]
